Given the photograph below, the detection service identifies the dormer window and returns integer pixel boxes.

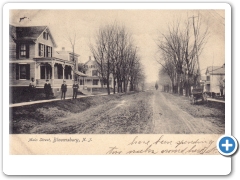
[43,32,48,40]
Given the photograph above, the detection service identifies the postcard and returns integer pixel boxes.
[3,2,232,175]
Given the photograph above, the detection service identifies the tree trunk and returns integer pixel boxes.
[107,75,110,95]
[123,77,126,93]
[171,81,174,93]
[113,77,116,94]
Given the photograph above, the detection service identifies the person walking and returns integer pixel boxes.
[155,82,158,90]
[72,80,79,99]
[44,79,52,99]
[61,80,67,100]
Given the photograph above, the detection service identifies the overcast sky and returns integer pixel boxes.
[10,9,225,83]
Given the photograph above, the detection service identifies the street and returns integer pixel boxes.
[10,91,224,134]
[152,91,224,134]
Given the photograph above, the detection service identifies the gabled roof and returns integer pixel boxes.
[206,66,225,75]
[84,59,96,65]
[9,25,57,47]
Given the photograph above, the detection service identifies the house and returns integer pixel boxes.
[203,64,225,96]
[56,47,87,81]
[9,24,85,98]
[80,56,114,89]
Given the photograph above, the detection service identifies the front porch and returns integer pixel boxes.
[34,57,75,87]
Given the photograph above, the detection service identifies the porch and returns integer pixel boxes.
[34,57,75,87]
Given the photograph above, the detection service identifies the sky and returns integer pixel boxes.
[10,9,225,83]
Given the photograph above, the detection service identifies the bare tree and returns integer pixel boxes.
[90,22,145,95]
[157,14,208,96]
[65,30,81,81]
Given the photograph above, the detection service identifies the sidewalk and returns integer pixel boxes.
[9,93,109,108]
[207,98,225,103]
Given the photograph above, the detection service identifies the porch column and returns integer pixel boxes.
[83,77,84,87]
[51,61,55,86]
[36,63,41,86]
[62,63,65,80]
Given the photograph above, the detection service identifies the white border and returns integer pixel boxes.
[3,3,231,175]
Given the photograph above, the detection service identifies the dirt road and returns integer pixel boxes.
[152,91,224,134]
[10,91,224,134]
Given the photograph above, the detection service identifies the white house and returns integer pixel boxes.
[9,24,86,98]
[203,64,225,96]
[80,56,114,89]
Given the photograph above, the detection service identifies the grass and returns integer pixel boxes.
[10,92,153,134]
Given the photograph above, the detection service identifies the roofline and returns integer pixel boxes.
[36,26,57,48]
[69,52,80,57]
[84,59,95,65]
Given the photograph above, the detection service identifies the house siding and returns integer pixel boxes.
[9,35,16,60]
[10,62,35,86]
[36,30,55,58]
[29,43,36,59]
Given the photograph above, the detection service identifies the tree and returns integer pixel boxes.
[156,14,208,96]
[90,22,145,95]
[217,75,225,96]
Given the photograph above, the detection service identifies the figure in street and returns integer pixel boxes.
[72,80,79,99]
[61,80,67,100]
[155,82,158,90]
[44,79,52,99]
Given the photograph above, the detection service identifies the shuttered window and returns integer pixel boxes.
[47,46,52,57]
[39,43,44,57]
[16,64,30,80]
[19,44,29,58]
[20,44,26,57]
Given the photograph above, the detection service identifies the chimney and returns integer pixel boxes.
[62,47,65,51]
[89,56,91,60]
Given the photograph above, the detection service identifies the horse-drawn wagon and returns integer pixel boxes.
[190,88,208,104]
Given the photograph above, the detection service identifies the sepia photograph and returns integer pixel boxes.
[9,9,225,135]
[3,2,234,176]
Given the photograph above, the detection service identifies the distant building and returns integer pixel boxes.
[80,56,114,88]
[203,64,225,95]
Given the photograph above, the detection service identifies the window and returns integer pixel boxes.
[85,65,88,69]
[43,32,48,40]
[16,64,30,80]
[80,79,83,85]
[47,46,52,57]
[20,44,26,57]
[92,70,98,76]
[207,76,210,81]
[39,43,45,57]
[40,65,52,79]
[16,43,29,59]
[93,79,98,85]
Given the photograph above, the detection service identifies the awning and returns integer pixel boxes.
[75,71,88,77]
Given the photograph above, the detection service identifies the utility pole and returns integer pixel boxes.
[190,15,201,87]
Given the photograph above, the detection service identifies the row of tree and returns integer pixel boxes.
[90,22,145,95]
[156,14,208,96]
